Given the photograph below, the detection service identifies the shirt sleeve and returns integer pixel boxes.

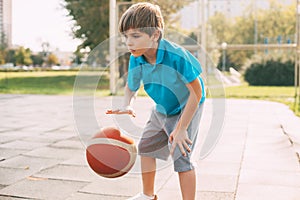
[127,55,142,91]
[177,50,202,84]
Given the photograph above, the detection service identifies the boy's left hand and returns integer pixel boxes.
[169,129,192,157]
[106,106,136,117]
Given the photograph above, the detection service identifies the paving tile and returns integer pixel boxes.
[195,161,241,176]
[21,134,73,144]
[239,169,300,187]
[50,140,84,149]
[24,146,84,160]
[157,189,181,199]
[293,143,300,155]
[0,167,33,185]
[0,148,27,161]
[42,130,76,137]
[66,192,126,200]
[62,152,88,166]
[0,155,60,172]
[197,191,234,200]
[35,164,97,182]
[216,132,246,146]
[0,178,88,200]
[0,140,49,150]
[241,154,299,172]
[1,95,300,200]
[0,131,42,139]
[197,173,238,192]
[0,196,24,200]
[157,189,235,200]
[21,124,68,133]
[203,147,243,163]
[162,172,237,193]
[0,127,14,133]
[0,136,16,144]
[159,174,180,190]
[80,177,141,197]
[0,120,37,131]
[245,133,290,146]
[235,184,300,200]
[59,125,77,132]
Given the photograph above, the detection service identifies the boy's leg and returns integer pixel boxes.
[164,104,203,200]
[178,169,196,200]
[141,156,156,196]
[138,109,170,197]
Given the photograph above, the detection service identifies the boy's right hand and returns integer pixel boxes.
[106,106,136,117]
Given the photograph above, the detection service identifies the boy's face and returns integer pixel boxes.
[123,29,157,57]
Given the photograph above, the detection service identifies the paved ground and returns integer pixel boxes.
[0,94,300,200]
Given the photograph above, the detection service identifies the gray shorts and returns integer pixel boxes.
[138,103,204,172]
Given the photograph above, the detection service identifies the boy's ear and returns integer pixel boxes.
[152,30,160,42]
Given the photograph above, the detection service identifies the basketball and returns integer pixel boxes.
[86,127,137,178]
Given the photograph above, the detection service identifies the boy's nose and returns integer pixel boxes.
[126,38,133,47]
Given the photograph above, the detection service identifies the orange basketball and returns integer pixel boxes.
[86,127,137,178]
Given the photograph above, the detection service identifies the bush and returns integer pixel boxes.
[244,59,294,86]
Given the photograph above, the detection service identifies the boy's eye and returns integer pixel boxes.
[122,33,141,41]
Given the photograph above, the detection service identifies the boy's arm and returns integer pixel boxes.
[169,78,202,156]
[124,83,137,107]
[106,83,137,117]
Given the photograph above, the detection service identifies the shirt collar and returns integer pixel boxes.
[136,39,165,65]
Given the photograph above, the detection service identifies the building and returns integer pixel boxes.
[180,0,245,30]
[0,0,12,48]
[180,0,294,30]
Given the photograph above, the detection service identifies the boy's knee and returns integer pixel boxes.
[173,154,194,172]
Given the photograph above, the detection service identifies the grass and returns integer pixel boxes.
[0,71,299,115]
[225,84,294,99]
[0,71,110,95]
[225,83,299,116]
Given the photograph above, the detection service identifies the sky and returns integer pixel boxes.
[11,0,294,53]
[12,0,81,52]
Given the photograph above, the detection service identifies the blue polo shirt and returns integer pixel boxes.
[127,39,205,115]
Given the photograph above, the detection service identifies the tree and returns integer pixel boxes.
[216,51,236,71]
[72,50,85,65]
[64,0,111,51]
[208,12,233,45]
[0,31,8,65]
[133,0,189,27]
[208,0,296,71]
[63,0,190,52]
[46,53,59,66]
[14,47,32,66]
[31,53,44,66]
[5,49,16,65]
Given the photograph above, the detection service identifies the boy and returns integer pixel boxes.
[106,2,205,200]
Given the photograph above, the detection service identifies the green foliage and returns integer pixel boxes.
[30,53,44,66]
[5,49,16,65]
[256,1,295,43]
[14,47,33,66]
[46,53,59,66]
[208,1,296,70]
[244,59,294,86]
[64,0,111,51]
[72,50,84,65]
[0,31,8,65]
[133,0,189,27]
[216,52,236,71]
[64,0,190,52]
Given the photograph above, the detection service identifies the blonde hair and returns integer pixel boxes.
[119,2,164,40]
